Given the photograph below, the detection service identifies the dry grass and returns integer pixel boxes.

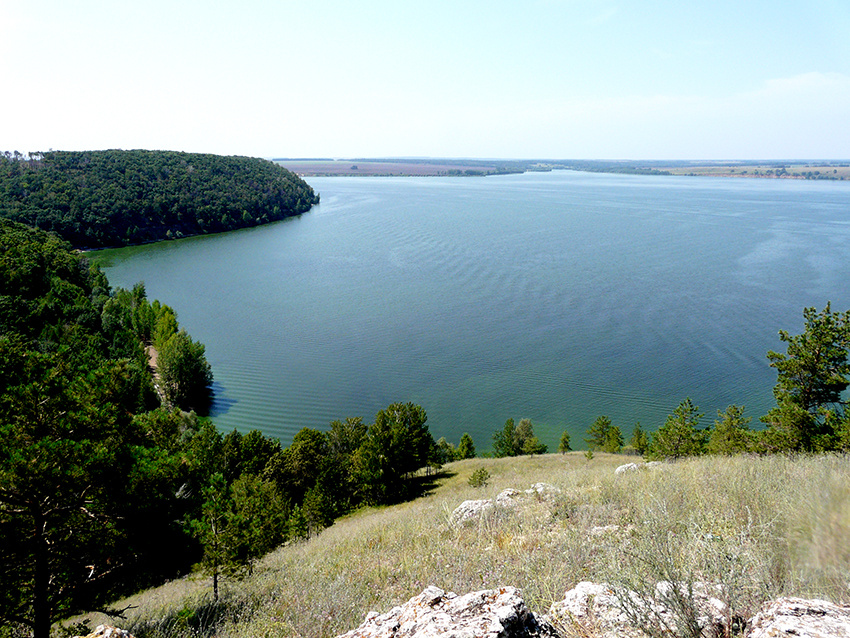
[70,452,850,638]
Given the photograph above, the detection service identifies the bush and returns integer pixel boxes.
[468,468,490,488]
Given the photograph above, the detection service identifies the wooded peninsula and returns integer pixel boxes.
[0,150,319,248]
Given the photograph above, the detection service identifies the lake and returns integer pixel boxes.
[94,170,850,450]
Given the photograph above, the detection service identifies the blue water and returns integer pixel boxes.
[95,171,850,449]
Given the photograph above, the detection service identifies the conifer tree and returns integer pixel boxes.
[603,425,624,454]
[629,422,649,455]
[649,399,706,460]
[287,505,309,541]
[558,430,572,453]
[492,418,519,457]
[762,304,850,451]
[707,405,752,455]
[456,432,476,459]
[189,473,233,601]
[585,415,612,451]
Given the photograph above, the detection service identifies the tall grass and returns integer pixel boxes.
[72,453,850,638]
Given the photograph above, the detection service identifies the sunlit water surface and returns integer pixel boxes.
[95,171,850,448]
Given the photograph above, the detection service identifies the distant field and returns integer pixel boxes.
[661,162,850,180]
[275,158,850,180]
[274,159,523,177]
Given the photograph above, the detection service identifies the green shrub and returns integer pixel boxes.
[468,468,490,488]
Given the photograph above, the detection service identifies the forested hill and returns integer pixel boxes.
[0,150,320,248]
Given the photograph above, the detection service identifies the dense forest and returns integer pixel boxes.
[0,150,319,248]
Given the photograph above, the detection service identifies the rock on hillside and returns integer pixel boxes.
[335,585,558,638]
[75,592,850,638]
[747,597,850,638]
[449,483,561,527]
[73,626,134,638]
[548,580,727,638]
[336,584,850,638]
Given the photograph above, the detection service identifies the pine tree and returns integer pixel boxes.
[707,405,752,455]
[629,422,649,455]
[558,430,572,453]
[649,399,706,460]
[287,505,309,541]
[189,473,233,601]
[603,425,624,454]
[493,418,546,456]
[492,418,519,457]
[585,415,612,451]
[456,432,476,459]
[762,304,850,451]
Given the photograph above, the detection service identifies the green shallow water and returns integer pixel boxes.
[95,171,850,449]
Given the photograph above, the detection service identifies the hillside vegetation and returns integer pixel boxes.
[0,219,224,638]
[0,150,319,248]
[72,452,850,638]
[0,220,467,638]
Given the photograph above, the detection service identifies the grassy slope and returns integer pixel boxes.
[74,452,850,638]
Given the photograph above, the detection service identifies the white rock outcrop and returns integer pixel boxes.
[449,484,561,527]
[548,580,728,638]
[449,499,495,526]
[336,585,558,638]
[747,597,850,638]
[73,626,135,638]
[495,488,523,507]
[525,483,561,500]
[614,462,640,475]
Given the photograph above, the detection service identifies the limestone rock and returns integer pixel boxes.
[336,585,558,638]
[746,597,850,638]
[525,483,561,500]
[548,581,640,638]
[614,462,640,475]
[73,626,135,638]
[548,581,728,638]
[496,488,523,507]
[450,499,494,526]
[450,485,561,526]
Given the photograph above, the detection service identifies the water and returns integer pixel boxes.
[94,170,850,449]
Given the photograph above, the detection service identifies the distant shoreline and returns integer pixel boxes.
[273,159,525,177]
[275,158,850,180]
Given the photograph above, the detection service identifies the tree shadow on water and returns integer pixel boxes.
[207,381,237,418]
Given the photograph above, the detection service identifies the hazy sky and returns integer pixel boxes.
[3,0,849,159]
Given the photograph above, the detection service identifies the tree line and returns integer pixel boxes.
[486,304,850,461]
[0,150,320,248]
[562,304,850,459]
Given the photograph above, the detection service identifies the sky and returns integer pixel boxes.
[2,0,850,160]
